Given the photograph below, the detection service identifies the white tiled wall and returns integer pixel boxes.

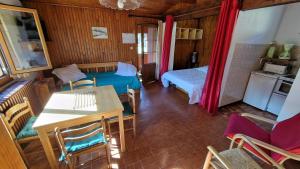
[219,43,268,107]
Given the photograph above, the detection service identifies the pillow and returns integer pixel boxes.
[197,65,209,73]
[115,62,137,76]
[52,64,86,84]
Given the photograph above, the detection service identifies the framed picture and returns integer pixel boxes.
[92,27,108,39]
[0,4,52,74]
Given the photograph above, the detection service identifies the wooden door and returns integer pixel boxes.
[137,24,158,84]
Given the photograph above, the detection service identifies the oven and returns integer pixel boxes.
[274,77,294,96]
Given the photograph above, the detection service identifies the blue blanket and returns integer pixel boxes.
[63,72,141,95]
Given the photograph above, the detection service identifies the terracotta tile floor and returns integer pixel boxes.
[25,83,300,169]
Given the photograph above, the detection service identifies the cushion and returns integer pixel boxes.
[224,113,270,143]
[59,132,106,161]
[52,64,86,84]
[109,102,134,121]
[16,116,38,139]
[115,62,137,76]
[270,113,300,162]
[122,102,134,116]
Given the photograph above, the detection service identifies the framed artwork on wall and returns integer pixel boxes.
[92,27,108,39]
[0,4,52,74]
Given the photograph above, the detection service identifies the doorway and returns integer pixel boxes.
[137,23,158,84]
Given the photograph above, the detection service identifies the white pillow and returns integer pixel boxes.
[52,64,86,84]
[197,65,209,73]
[115,62,137,76]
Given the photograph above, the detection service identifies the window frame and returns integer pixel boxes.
[0,4,52,75]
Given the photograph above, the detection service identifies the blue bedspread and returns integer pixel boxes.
[63,72,141,95]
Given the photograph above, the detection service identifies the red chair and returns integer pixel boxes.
[224,113,300,168]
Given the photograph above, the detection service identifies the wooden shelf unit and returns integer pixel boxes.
[176,27,203,40]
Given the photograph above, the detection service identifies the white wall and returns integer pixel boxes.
[277,68,300,121]
[275,2,300,121]
[275,3,300,45]
[219,5,286,107]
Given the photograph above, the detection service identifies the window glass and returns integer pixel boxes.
[0,47,7,76]
[137,33,148,54]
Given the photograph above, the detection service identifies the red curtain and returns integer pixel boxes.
[159,15,174,78]
[200,0,240,114]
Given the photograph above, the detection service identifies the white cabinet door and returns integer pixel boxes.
[267,93,286,115]
[243,73,277,110]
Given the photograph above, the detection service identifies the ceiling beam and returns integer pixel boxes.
[174,6,220,20]
[242,0,300,10]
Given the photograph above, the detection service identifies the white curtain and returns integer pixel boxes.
[155,21,177,79]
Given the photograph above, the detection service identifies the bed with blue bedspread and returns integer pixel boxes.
[63,71,141,95]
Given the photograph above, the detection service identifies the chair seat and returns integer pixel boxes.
[210,148,262,169]
[16,116,38,140]
[59,132,106,161]
[224,114,271,162]
[122,102,134,116]
[109,102,134,121]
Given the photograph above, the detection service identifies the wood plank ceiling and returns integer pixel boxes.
[22,0,222,18]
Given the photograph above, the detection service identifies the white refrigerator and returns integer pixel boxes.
[243,72,278,110]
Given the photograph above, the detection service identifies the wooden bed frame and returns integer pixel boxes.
[77,61,132,73]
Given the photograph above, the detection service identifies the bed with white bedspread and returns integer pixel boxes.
[161,66,208,104]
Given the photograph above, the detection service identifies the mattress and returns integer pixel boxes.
[161,66,208,104]
[63,72,141,95]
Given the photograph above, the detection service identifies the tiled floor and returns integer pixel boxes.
[26,83,300,169]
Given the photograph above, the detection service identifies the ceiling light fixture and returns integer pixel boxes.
[99,0,141,10]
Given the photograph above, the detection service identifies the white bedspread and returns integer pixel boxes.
[161,66,208,104]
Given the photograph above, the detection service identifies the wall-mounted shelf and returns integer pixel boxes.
[176,28,203,40]
[260,57,297,65]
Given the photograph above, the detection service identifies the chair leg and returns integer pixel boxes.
[132,116,136,137]
[105,145,111,169]
[107,121,112,139]
[65,155,74,169]
[203,151,213,169]
[15,141,30,167]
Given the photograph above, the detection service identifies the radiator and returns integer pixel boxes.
[0,80,41,115]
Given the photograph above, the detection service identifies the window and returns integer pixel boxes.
[137,33,148,54]
[0,48,8,77]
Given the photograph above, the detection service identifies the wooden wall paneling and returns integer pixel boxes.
[196,15,218,66]
[23,2,159,68]
[173,19,199,70]
[0,81,42,114]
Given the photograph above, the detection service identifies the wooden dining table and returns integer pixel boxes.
[33,85,125,169]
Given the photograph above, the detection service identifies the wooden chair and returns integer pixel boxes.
[0,97,39,166]
[108,86,136,137]
[55,117,111,169]
[203,137,263,169]
[69,77,96,90]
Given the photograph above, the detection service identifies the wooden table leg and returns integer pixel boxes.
[37,129,58,169]
[118,111,126,152]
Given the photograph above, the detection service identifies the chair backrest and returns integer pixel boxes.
[127,86,136,113]
[0,97,34,139]
[55,117,106,156]
[271,113,300,163]
[69,77,96,90]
